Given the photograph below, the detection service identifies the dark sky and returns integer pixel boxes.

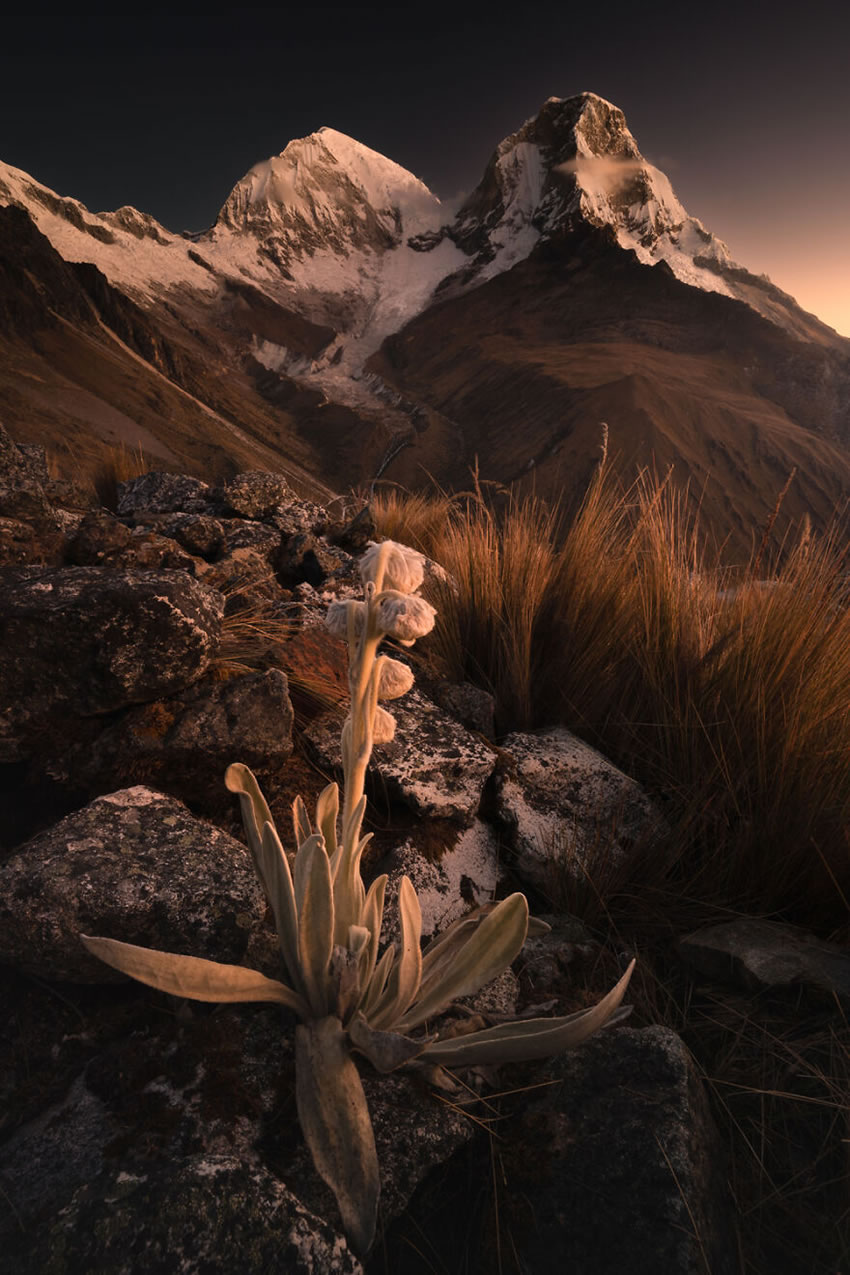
[3,2,849,334]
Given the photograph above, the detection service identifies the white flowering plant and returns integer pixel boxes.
[82,539,634,1256]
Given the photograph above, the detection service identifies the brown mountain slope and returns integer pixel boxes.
[0,205,340,499]
[369,231,850,556]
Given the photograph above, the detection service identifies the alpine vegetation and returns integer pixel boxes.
[81,539,635,1256]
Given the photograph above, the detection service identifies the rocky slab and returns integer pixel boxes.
[679,917,850,1004]
[502,1025,737,1275]
[0,786,271,982]
[496,726,665,890]
[0,566,223,761]
[304,687,497,823]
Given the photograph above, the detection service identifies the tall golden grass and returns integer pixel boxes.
[91,442,153,510]
[373,471,850,927]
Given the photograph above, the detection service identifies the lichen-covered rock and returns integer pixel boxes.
[221,519,284,560]
[276,532,354,589]
[117,471,211,516]
[305,688,497,823]
[269,498,328,538]
[66,513,197,573]
[679,917,850,1004]
[0,1002,472,1273]
[0,422,55,523]
[500,1025,737,1275]
[0,515,60,566]
[0,786,269,981]
[429,677,496,738]
[159,512,225,559]
[219,471,291,520]
[516,911,599,1000]
[0,567,223,761]
[379,820,501,945]
[65,510,134,564]
[495,727,665,890]
[66,670,295,806]
[327,503,376,553]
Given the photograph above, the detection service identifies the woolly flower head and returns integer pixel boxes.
[377,657,415,700]
[325,599,366,640]
[360,540,425,595]
[374,590,436,644]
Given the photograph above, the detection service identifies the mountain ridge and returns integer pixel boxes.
[2,93,849,557]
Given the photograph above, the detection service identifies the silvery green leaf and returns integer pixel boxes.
[359,943,396,1020]
[420,961,636,1065]
[296,838,334,1018]
[81,936,307,1014]
[295,1016,379,1257]
[292,794,313,850]
[333,794,369,943]
[348,1012,430,1073]
[527,915,552,936]
[368,877,423,1030]
[294,832,327,917]
[259,821,304,998]
[396,893,529,1032]
[224,763,274,867]
[315,783,339,858]
[358,874,387,994]
[418,904,500,989]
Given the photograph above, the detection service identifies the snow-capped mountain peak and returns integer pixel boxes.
[216,127,446,251]
[448,92,736,295]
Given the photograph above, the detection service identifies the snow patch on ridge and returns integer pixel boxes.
[0,161,218,301]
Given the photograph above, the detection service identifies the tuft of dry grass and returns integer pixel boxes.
[375,468,850,925]
[91,441,153,511]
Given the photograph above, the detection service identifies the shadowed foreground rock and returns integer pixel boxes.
[679,917,850,1005]
[502,1025,737,1275]
[0,1006,472,1274]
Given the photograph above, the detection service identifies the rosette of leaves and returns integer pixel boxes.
[82,539,634,1257]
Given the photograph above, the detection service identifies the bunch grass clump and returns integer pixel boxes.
[375,470,850,926]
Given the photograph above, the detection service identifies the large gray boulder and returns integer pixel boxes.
[379,819,501,946]
[0,787,271,982]
[0,1003,472,1273]
[501,1025,737,1275]
[63,669,295,807]
[495,727,665,890]
[305,688,497,823]
[116,471,212,516]
[679,917,850,1004]
[0,567,223,761]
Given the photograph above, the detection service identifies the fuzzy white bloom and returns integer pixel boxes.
[377,658,415,700]
[325,599,366,640]
[372,705,396,744]
[374,590,436,643]
[360,540,425,595]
